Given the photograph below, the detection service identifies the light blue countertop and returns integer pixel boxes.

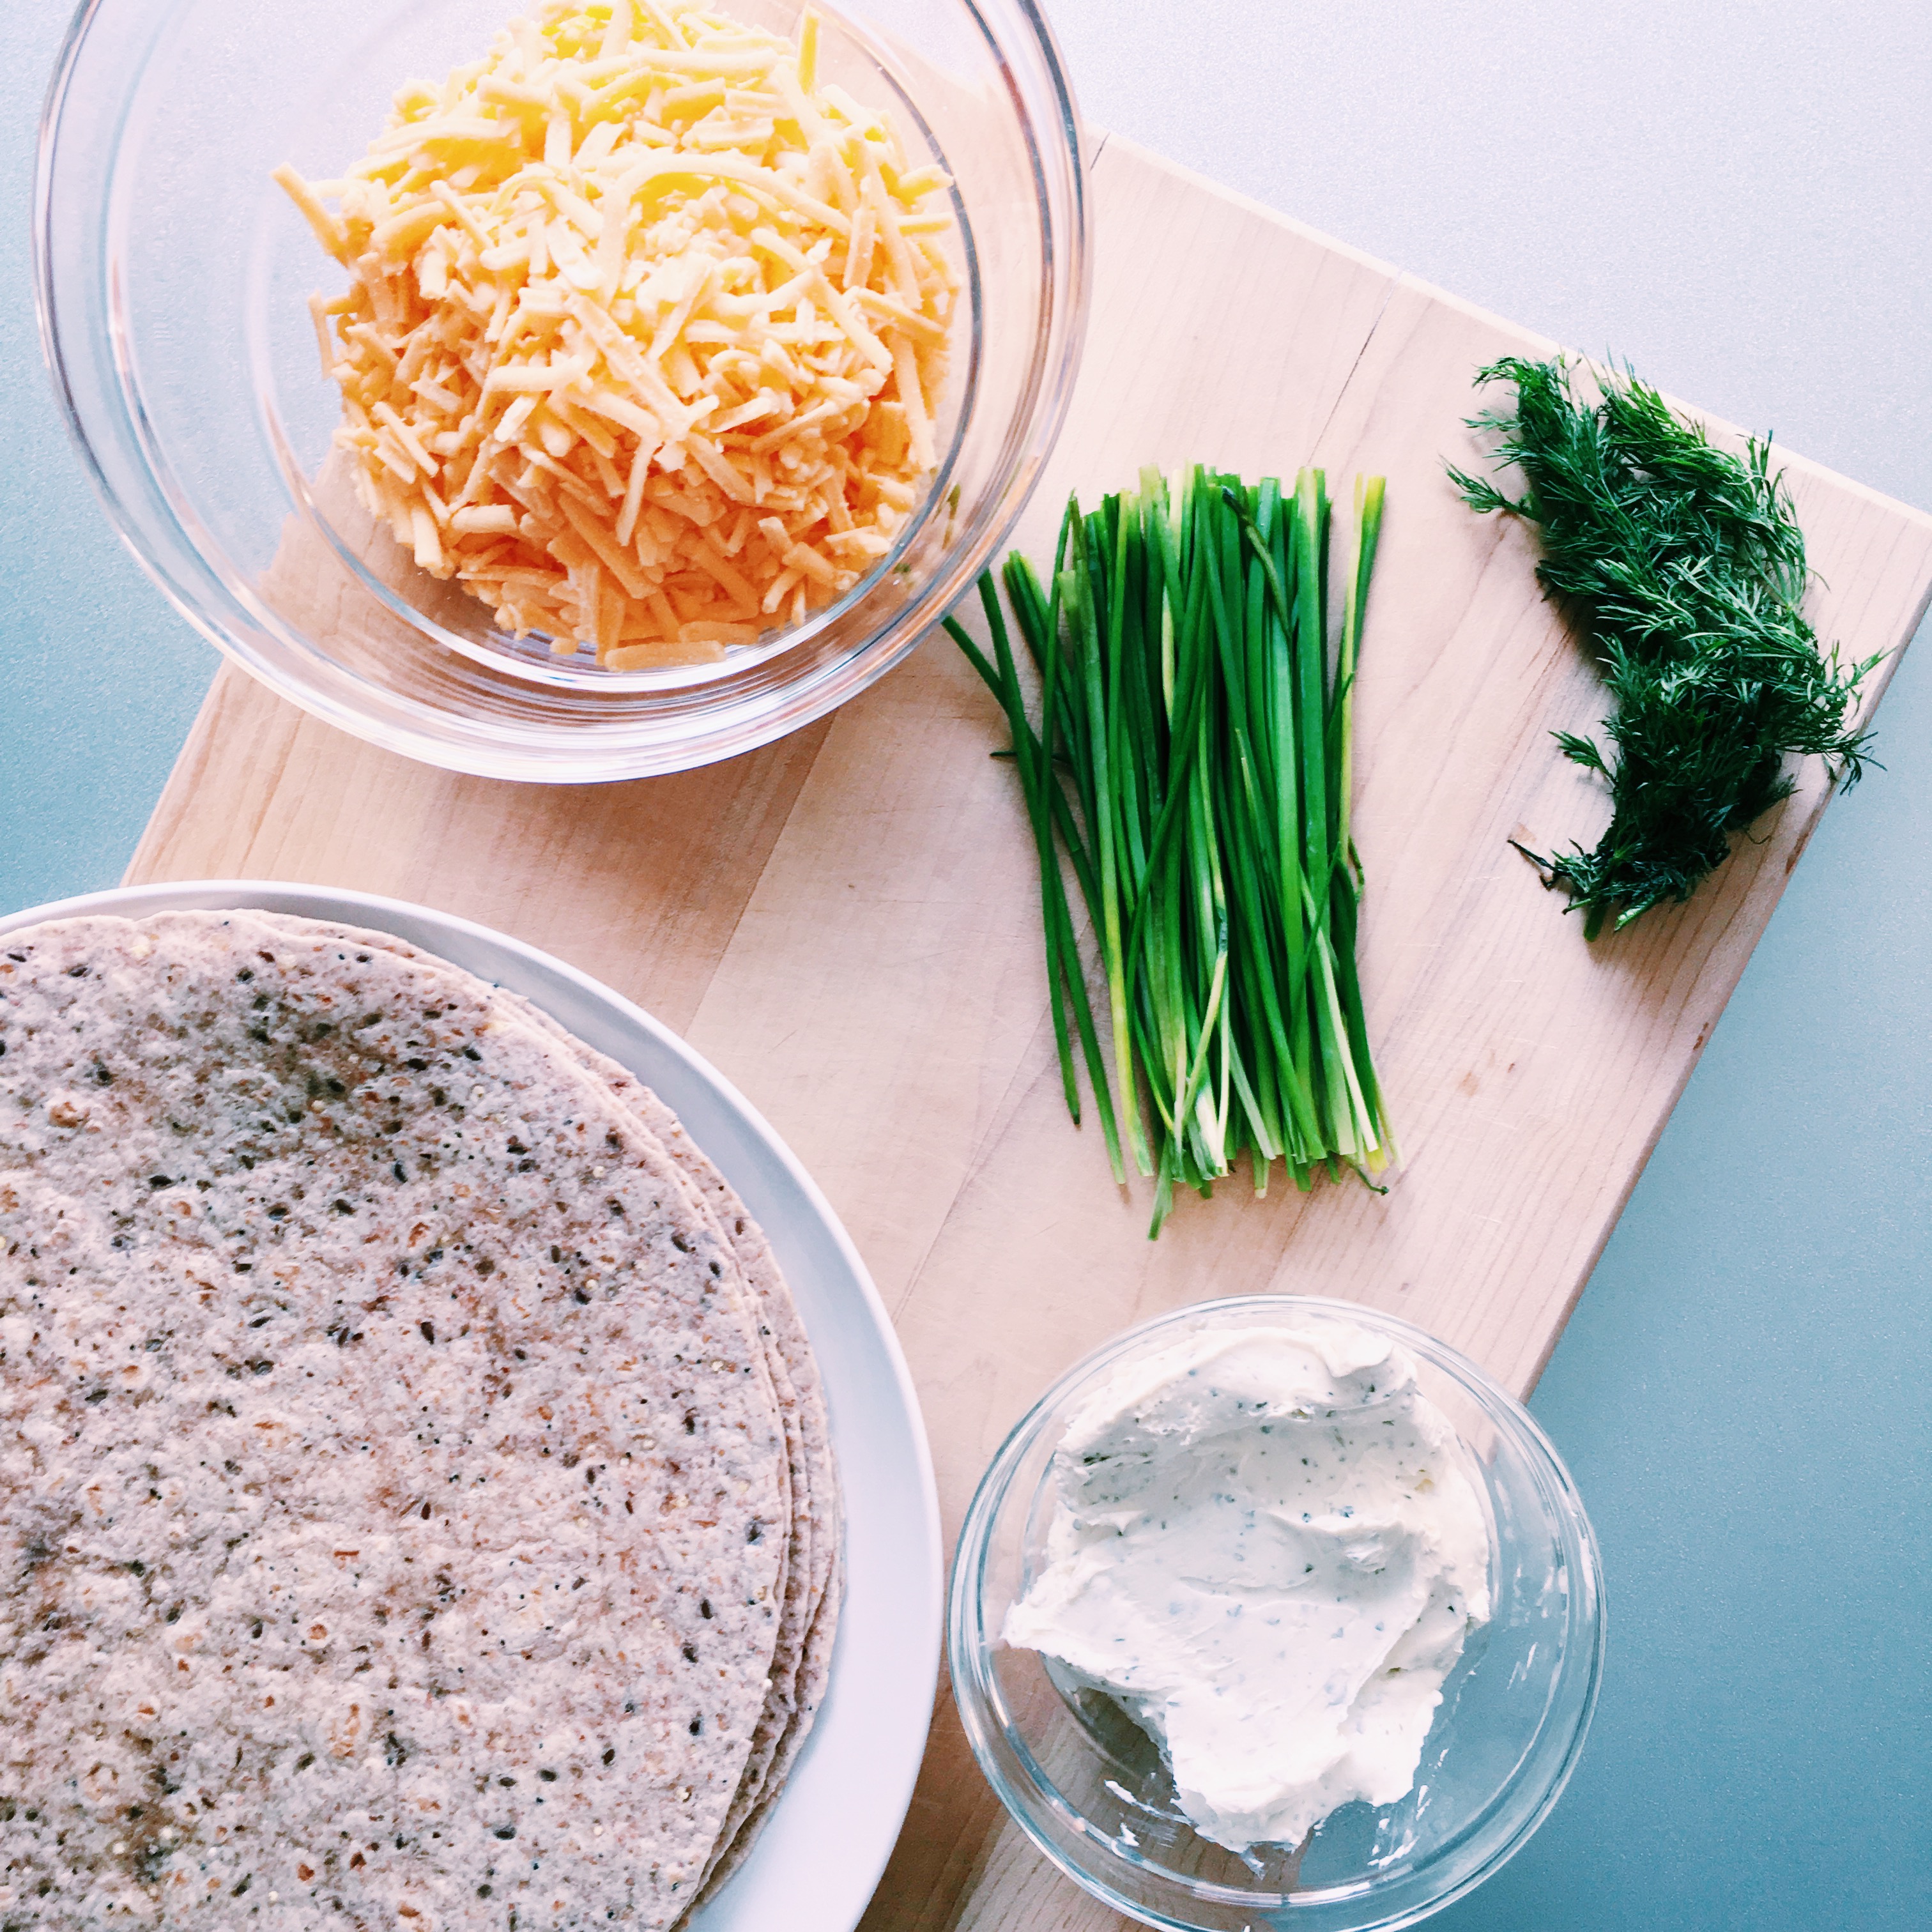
[4,4,1928,1928]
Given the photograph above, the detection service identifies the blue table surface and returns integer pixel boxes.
[4,3,1928,1927]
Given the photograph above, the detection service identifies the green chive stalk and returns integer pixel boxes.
[947,465,1395,1234]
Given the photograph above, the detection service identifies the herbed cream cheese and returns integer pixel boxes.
[1004,1319,1493,1851]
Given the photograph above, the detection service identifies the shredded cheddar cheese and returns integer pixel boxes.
[276,0,955,669]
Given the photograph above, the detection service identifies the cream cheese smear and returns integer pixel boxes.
[1003,1319,1494,1851]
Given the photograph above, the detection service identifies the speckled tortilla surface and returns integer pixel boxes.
[417,984,840,1908]
[236,916,844,1905]
[0,914,794,1931]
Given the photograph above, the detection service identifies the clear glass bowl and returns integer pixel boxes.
[35,0,1086,781]
[950,1296,1606,1932]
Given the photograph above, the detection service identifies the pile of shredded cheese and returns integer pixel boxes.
[275,0,956,669]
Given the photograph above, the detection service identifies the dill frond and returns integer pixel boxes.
[1450,356,1882,938]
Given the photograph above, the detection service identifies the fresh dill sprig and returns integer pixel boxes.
[949,467,1393,1235]
[1449,356,1882,938]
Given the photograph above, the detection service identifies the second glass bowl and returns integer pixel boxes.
[950,1296,1606,1932]
[37,0,1086,780]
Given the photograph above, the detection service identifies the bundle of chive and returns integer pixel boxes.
[947,465,1395,1235]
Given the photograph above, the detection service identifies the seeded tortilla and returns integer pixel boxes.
[445,989,839,1902]
[0,914,792,1930]
[578,1068,840,1905]
[240,917,841,1900]
[210,909,812,1903]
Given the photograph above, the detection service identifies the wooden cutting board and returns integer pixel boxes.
[126,132,1932,1932]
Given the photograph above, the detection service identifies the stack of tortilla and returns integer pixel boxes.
[0,910,838,1931]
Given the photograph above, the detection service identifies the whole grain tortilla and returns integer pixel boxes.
[213,910,818,1905]
[463,993,841,1903]
[233,916,817,1811]
[240,917,842,1901]
[234,924,824,1861]
[0,913,792,1931]
[143,910,845,1902]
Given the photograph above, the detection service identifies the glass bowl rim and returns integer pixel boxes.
[947,1292,1607,1932]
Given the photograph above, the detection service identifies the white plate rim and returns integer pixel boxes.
[0,878,941,1932]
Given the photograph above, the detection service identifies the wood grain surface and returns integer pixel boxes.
[126,134,1932,1931]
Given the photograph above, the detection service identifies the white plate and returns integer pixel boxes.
[0,879,941,1932]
